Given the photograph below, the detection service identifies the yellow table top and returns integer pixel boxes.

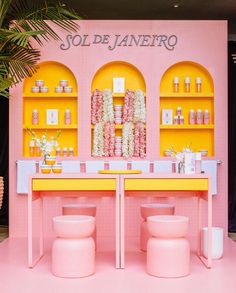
[98,170,142,174]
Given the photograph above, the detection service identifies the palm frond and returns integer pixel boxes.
[0,28,45,49]
[0,0,13,28]
[0,65,12,98]
[0,47,40,84]
[7,0,80,43]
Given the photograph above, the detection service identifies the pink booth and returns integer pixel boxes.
[9,20,227,274]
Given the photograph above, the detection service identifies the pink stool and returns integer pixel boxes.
[140,203,175,251]
[62,204,97,247]
[147,215,190,278]
[52,215,95,278]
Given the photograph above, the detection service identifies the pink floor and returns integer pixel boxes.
[0,237,236,293]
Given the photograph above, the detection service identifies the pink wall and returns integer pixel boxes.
[9,21,228,247]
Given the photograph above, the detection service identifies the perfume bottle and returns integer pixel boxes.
[185,77,190,92]
[196,109,203,124]
[63,147,67,156]
[56,147,61,156]
[195,152,202,173]
[204,109,210,124]
[177,106,182,116]
[69,147,74,156]
[29,140,35,156]
[173,77,179,93]
[65,109,71,125]
[196,77,202,93]
[32,109,38,125]
[189,109,195,125]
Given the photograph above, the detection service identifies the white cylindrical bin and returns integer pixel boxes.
[201,227,224,259]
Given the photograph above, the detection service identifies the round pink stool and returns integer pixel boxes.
[146,215,190,278]
[52,215,95,278]
[62,204,97,247]
[140,203,175,251]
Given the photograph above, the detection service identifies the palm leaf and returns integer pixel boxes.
[0,0,82,96]
[0,0,12,28]
[0,47,40,84]
[7,0,80,43]
[0,28,45,49]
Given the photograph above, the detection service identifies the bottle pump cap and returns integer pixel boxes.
[196,77,202,84]
[185,77,190,83]
[174,77,179,83]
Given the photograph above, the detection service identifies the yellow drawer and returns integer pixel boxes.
[32,178,116,191]
[124,178,208,191]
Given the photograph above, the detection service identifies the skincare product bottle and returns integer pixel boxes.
[189,109,195,125]
[63,147,67,157]
[69,147,74,156]
[32,109,38,125]
[195,152,202,173]
[65,109,71,125]
[196,77,202,93]
[185,77,190,92]
[196,109,203,124]
[29,140,35,156]
[177,106,182,116]
[173,77,179,93]
[204,109,210,124]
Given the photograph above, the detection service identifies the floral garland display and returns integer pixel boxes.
[122,122,134,158]
[91,89,103,125]
[92,122,104,157]
[91,88,146,158]
[133,89,146,123]
[134,122,146,158]
[92,89,115,157]
[133,89,146,158]
[104,122,115,157]
[123,90,135,123]
[103,89,114,122]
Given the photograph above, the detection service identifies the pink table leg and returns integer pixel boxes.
[116,176,120,269]
[120,176,125,268]
[28,178,44,268]
[198,176,212,268]
[39,197,44,256]
[207,177,212,268]
[197,196,202,256]
[28,178,33,268]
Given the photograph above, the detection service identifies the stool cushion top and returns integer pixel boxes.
[62,204,96,217]
[147,215,189,238]
[53,215,95,238]
[141,203,175,220]
[62,204,96,208]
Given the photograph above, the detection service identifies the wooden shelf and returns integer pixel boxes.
[160,93,214,98]
[160,124,214,130]
[23,93,77,98]
[23,124,77,130]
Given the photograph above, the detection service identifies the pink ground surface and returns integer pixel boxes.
[0,237,236,293]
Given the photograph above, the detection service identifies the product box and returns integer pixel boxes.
[162,109,173,125]
[184,153,196,174]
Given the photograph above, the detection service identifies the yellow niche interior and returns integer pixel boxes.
[160,61,214,156]
[23,61,78,157]
[91,61,146,157]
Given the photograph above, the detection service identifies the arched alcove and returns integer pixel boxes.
[159,61,214,156]
[91,61,146,158]
[23,61,78,157]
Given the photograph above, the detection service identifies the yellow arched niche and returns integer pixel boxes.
[159,61,214,156]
